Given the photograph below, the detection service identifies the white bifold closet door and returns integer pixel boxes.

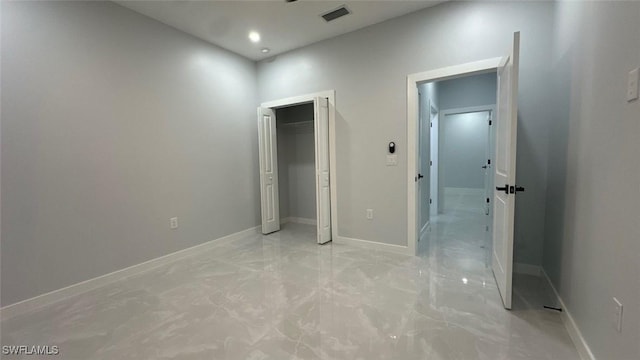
[492,31,520,310]
[257,97,332,244]
[257,107,280,234]
[314,97,331,244]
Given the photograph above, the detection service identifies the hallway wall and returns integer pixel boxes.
[438,72,497,111]
[440,112,489,189]
[543,1,640,359]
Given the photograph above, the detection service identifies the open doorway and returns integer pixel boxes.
[257,91,337,245]
[408,31,521,309]
[417,74,496,261]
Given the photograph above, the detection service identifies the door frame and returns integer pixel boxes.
[428,101,439,217]
[407,58,501,255]
[438,105,496,214]
[260,90,338,242]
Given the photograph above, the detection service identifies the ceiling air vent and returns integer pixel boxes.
[321,5,351,22]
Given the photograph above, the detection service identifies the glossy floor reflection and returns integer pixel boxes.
[1,199,580,359]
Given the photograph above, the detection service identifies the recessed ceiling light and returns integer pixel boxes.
[248,31,261,43]
[261,48,270,53]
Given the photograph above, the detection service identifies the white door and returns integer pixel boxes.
[314,97,331,244]
[492,32,520,310]
[257,107,280,234]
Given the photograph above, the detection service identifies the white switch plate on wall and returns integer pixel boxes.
[366,209,373,219]
[170,217,178,229]
[386,155,398,166]
[627,68,639,102]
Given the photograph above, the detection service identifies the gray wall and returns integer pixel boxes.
[276,104,316,221]
[258,0,554,263]
[441,112,489,189]
[543,1,640,359]
[438,72,497,111]
[1,1,259,306]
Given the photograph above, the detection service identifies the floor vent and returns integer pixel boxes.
[321,6,351,22]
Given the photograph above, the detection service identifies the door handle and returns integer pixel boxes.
[417,173,424,179]
[496,184,524,195]
[481,165,488,169]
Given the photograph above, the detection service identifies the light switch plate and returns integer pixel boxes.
[627,68,639,102]
[386,155,398,166]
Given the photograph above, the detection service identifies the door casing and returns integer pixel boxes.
[260,91,338,243]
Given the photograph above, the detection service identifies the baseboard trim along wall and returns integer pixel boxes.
[281,217,317,226]
[334,236,412,256]
[513,263,541,277]
[541,269,597,360]
[0,226,261,322]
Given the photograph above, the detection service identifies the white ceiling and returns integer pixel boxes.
[114,0,443,61]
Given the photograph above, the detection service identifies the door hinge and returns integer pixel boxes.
[489,120,492,126]
[429,198,432,204]
[430,122,433,128]
[486,198,490,203]
[430,160,433,166]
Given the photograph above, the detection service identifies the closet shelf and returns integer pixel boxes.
[279,120,314,128]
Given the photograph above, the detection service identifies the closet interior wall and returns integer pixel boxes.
[276,103,317,224]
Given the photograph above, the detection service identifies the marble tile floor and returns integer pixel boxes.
[1,201,580,359]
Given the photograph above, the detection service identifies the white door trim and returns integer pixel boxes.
[260,90,338,242]
[439,105,496,118]
[428,101,439,216]
[407,58,501,255]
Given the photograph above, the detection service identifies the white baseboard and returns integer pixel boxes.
[282,217,317,226]
[334,236,412,256]
[0,226,261,322]
[541,269,596,360]
[514,262,541,276]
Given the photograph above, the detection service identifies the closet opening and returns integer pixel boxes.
[276,103,317,229]
[257,91,336,245]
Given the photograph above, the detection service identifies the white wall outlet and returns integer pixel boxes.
[366,209,374,220]
[613,297,623,332]
[627,68,639,102]
[386,155,398,166]
[169,217,178,229]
